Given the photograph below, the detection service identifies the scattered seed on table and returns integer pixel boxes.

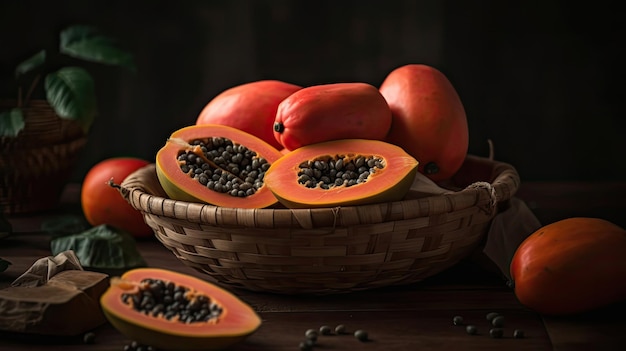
[83,331,96,344]
[299,340,314,351]
[489,328,504,339]
[491,315,505,327]
[305,328,318,341]
[452,315,464,326]
[354,329,369,342]
[513,329,525,338]
[465,325,478,335]
[335,324,347,334]
[122,341,156,351]
[319,325,332,335]
[486,312,500,322]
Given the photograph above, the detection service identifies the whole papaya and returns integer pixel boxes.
[379,64,469,182]
[196,80,301,150]
[273,82,392,151]
[510,217,626,316]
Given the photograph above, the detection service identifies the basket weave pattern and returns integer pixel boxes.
[1,100,86,214]
[120,155,519,294]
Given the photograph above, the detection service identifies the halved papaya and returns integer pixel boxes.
[264,139,418,208]
[100,268,262,351]
[155,124,283,208]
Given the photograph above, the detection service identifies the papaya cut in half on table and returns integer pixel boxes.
[100,268,262,351]
[156,124,283,208]
[264,139,418,208]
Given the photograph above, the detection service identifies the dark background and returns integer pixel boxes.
[1,0,624,183]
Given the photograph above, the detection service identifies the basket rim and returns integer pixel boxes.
[118,154,520,228]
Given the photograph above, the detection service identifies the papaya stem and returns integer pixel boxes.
[107,178,121,189]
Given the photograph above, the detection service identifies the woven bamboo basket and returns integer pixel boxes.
[1,99,87,214]
[118,154,519,294]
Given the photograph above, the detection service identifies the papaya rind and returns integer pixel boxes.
[264,139,418,209]
[155,124,283,209]
[100,268,261,351]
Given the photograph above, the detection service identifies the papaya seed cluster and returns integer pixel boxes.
[121,278,223,324]
[298,155,384,189]
[177,137,270,197]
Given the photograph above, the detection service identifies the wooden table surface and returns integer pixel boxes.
[1,182,625,351]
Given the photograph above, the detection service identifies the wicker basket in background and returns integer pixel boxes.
[1,99,87,214]
[119,154,519,294]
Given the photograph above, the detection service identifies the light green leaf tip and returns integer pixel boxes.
[0,108,26,137]
[15,50,46,78]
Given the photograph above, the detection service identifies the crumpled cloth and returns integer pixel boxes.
[409,171,542,279]
[482,197,542,280]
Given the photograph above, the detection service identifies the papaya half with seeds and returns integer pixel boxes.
[155,124,283,209]
[272,82,392,151]
[379,64,469,182]
[264,139,418,208]
[100,268,261,351]
[196,79,301,150]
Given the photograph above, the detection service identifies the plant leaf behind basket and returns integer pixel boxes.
[14,50,46,77]
[0,108,25,137]
[45,66,97,134]
[59,25,136,71]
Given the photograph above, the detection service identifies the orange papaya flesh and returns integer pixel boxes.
[273,82,392,151]
[265,139,418,208]
[100,268,261,351]
[156,124,283,209]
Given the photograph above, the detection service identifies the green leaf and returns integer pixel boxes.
[44,67,97,133]
[15,50,46,78]
[41,214,90,238]
[0,258,11,272]
[0,108,26,137]
[50,224,147,271]
[59,25,135,71]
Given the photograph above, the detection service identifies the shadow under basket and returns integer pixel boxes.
[1,99,87,214]
[119,155,520,294]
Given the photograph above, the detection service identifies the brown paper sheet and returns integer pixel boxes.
[11,250,84,288]
[0,250,109,335]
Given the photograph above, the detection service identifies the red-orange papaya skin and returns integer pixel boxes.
[510,217,626,316]
[379,64,469,182]
[196,80,301,150]
[273,82,392,151]
[100,268,262,350]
